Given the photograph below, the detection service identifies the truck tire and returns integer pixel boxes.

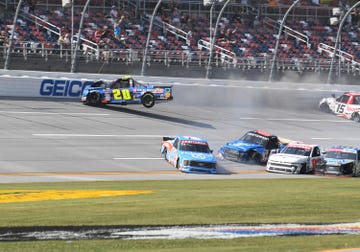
[141,92,155,108]
[319,103,330,113]
[162,148,168,161]
[353,113,360,123]
[299,164,307,174]
[86,92,101,106]
[250,152,262,164]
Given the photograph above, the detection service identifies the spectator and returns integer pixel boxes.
[29,0,37,14]
[253,15,261,29]
[94,27,105,43]
[171,7,181,28]
[95,26,112,60]
[101,25,112,41]
[0,31,9,47]
[113,15,125,40]
[94,25,112,49]
[58,29,70,49]
[267,0,279,5]
[22,2,30,13]
[217,27,237,45]
[311,0,320,5]
[352,9,360,27]
[109,5,119,20]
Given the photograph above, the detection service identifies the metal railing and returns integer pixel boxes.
[19,10,61,37]
[135,1,334,22]
[318,42,360,75]
[72,35,100,59]
[197,39,236,64]
[258,3,333,22]
[3,44,359,76]
[264,17,311,48]
[142,14,191,46]
[318,43,354,63]
[18,10,101,59]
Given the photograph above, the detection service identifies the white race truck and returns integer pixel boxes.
[266,142,326,174]
[319,146,360,176]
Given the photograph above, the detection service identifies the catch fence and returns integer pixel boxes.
[2,43,359,76]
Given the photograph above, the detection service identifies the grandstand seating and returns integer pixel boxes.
[1,1,359,70]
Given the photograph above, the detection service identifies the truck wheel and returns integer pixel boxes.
[251,152,262,164]
[299,164,307,174]
[141,92,155,108]
[86,92,100,106]
[352,169,357,177]
[319,103,330,113]
[353,113,360,123]
[162,148,168,160]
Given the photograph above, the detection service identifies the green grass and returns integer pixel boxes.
[1,235,360,252]
[0,178,360,251]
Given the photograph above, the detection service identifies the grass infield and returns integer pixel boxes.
[0,178,360,251]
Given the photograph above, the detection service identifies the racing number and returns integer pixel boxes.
[112,89,132,100]
[336,104,345,114]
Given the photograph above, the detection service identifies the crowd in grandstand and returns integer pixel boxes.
[0,0,358,68]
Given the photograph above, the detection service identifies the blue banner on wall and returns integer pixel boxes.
[40,79,94,97]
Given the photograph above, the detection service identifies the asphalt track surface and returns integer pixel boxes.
[1,76,360,183]
[2,77,360,246]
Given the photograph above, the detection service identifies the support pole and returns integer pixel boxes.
[268,0,299,82]
[141,0,162,76]
[4,0,23,70]
[71,0,74,62]
[71,0,91,73]
[206,0,231,79]
[205,3,214,79]
[327,2,360,84]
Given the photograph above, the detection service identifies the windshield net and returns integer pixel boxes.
[179,142,210,153]
[282,147,311,156]
[240,132,268,146]
[325,151,356,160]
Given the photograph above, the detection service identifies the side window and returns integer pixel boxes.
[111,79,121,89]
[336,95,343,102]
[173,138,179,149]
[120,80,130,88]
[340,95,350,104]
[352,96,360,105]
[358,151,360,161]
[336,95,350,103]
[266,137,279,149]
[312,147,320,157]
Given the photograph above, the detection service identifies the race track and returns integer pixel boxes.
[1,77,360,183]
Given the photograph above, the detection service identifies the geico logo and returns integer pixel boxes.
[40,79,94,97]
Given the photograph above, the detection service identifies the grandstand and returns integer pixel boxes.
[0,0,359,83]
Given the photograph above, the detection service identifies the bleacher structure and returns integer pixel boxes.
[0,0,359,77]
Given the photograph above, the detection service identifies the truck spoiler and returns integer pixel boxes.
[162,137,174,142]
[153,85,173,89]
[278,137,294,145]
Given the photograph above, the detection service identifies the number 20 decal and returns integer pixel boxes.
[112,89,132,100]
[336,104,345,113]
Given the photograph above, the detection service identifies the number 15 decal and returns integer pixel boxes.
[112,89,132,100]
[336,104,345,113]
